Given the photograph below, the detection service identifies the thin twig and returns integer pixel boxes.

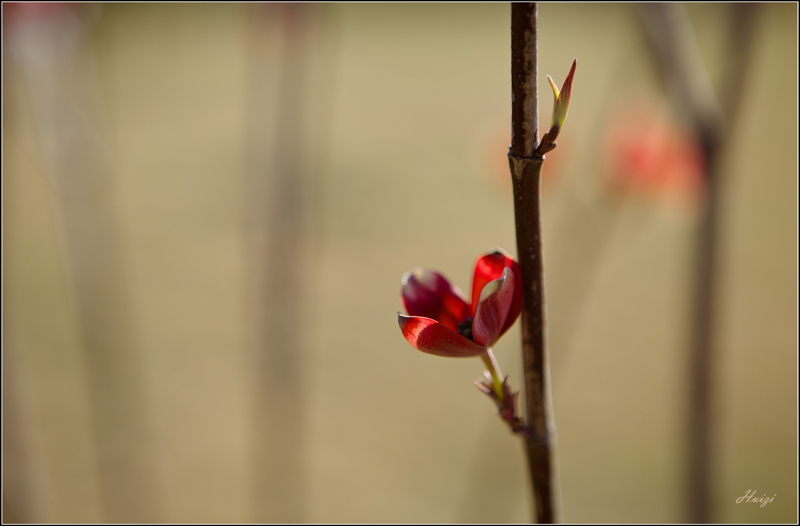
[508,3,561,523]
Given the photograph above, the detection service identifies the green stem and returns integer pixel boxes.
[481,349,505,403]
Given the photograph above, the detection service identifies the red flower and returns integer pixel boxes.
[398,249,523,358]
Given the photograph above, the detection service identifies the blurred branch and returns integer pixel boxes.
[640,4,760,522]
[508,3,562,523]
[640,4,724,151]
[2,331,46,523]
[7,6,161,521]
[719,4,760,128]
[2,44,42,524]
[246,4,313,521]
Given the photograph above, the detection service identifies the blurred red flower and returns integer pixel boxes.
[604,104,706,207]
[2,2,76,26]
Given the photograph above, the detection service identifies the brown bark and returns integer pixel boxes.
[509,3,561,523]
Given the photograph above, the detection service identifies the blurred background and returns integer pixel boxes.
[2,3,796,523]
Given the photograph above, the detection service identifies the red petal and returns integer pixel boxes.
[473,268,515,347]
[470,249,522,335]
[398,314,487,358]
[401,269,471,331]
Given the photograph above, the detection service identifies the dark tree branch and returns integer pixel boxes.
[508,3,561,523]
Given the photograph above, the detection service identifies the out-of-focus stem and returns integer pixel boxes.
[246,4,310,522]
[509,3,561,523]
[640,4,759,522]
[8,7,160,521]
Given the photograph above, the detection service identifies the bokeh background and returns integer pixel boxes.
[2,3,796,523]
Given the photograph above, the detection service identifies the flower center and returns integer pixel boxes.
[456,317,474,341]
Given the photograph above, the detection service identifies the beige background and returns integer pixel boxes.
[3,3,796,523]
